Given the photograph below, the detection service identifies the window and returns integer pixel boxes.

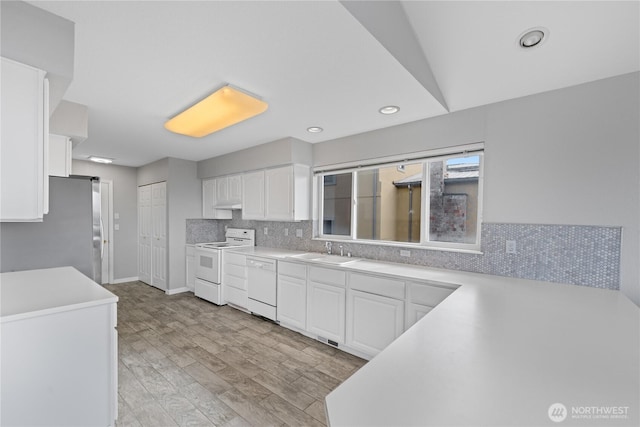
[317,149,483,251]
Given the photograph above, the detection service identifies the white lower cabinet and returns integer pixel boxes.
[1,269,117,426]
[405,281,455,330]
[185,245,195,292]
[346,290,405,356]
[346,272,405,357]
[306,266,346,345]
[307,281,346,344]
[274,258,460,360]
[223,252,248,308]
[277,261,307,330]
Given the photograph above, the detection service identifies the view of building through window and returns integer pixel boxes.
[319,151,482,249]
[429,156,480,244]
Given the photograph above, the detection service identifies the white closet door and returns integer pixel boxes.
[151,182,167,290]
[137,185,152,284]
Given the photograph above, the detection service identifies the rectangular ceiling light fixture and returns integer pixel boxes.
[164,85,268,138]
[88,156,113,164]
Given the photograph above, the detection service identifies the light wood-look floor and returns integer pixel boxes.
[106,282,367,427]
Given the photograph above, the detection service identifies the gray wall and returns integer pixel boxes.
[1,0,74,114]
[0,177,96,278]
[167,158,200,290]
[73,160,138,281]
[313,72,640,305]
[138,157,169,185]
[197,137,312,178]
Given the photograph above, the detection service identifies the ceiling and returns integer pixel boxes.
[28,1,640,167]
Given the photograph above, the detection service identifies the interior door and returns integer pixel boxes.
[151,182,167,290]
[138,185,152,284]
[100,181,111,284]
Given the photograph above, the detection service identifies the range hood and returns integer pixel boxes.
[213,203,242,210]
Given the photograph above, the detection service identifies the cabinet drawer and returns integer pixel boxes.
[223,274,247,291]
[225,286,247,308]
[408,282,455,307]
[278,261,306,279]
[349,273,405,300]
[224,263,246,279]
[224,252,246,266]
[308,266,345,287]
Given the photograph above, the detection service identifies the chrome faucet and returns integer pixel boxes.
[325,241,332,255]
[339,245,344,256]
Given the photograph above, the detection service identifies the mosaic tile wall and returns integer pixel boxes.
[186,212,622,290]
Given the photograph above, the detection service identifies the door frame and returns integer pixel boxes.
[101,179,114,284]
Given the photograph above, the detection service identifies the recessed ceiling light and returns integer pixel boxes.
[307,126,323,133]
[88,156,113,164]
[379,105,400,115]
[518,27,548,49]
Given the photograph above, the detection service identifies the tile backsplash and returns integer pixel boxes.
[186,211,621,290]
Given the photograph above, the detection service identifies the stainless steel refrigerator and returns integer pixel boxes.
[0,175,103,282]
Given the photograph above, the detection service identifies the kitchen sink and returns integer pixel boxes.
[288,252,360,266]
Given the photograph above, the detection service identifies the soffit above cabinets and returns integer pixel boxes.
[26,1,639,167]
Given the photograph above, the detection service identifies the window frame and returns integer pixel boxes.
[314,145,484,253]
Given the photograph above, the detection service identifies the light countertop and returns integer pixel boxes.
[325,273,639,426]
[1,267,118,323]
[229,246,640,425]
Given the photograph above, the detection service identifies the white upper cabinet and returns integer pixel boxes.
[242,170,266,220]
[202,178,232,220]
[243,164,310,221]
[228,174,242,205]
[214,174,242,207]
[49,134,72,177]
[1,57,49,222]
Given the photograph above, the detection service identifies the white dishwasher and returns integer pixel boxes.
[246,256,277,321]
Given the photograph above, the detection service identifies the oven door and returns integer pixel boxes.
[195,248,221,284]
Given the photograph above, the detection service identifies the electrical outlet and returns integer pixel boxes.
[296,229,303,238]
[114,224,120,231]
[263,227,268,235]
[114,212,120,219]
[506,240,517,254]
[400,250,411,257]
[284,228,289,236]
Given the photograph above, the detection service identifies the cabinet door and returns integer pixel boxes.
[406,303,433,330]
[186,246,195,292]
[202,179,215,218]
[1,58,48,221]
[277,274,307,330]
[346,289,404,357]
[202,179,231,219]
[242,170,265,220]
[137,185,152,285]
[151,182,167,290]
[265,166,293,221]
[228,174,242,204]
[307,281,346,344]
[49,134,72,177]
[216,176,229,205]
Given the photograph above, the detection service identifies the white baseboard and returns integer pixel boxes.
[111,276,139,284]
[165,287,191,295]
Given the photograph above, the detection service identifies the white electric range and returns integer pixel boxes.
[194,228,255,305]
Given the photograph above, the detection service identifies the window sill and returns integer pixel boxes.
[312,237,484,255]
